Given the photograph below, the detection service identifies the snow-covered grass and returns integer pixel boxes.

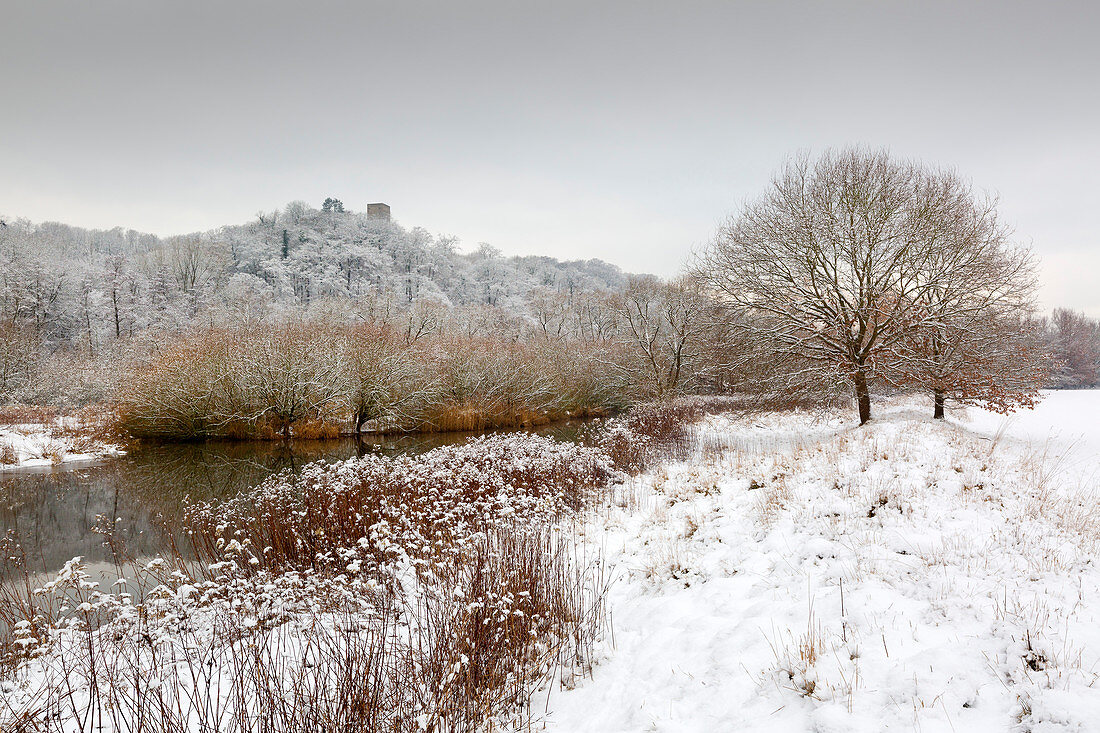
[541,393,1100,732]
[0,422,121,470]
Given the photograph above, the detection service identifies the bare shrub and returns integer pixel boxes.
[116,320,631,441]
[587,400,704,474]
[0,405,57,427]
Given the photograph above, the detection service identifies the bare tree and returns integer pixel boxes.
[527,287,570,341]
[162,237,222,293]
[228,323,346,437]
[342,322,434,433]
[400,298,448,345]
[697,148,1042,424]
[614,276,706,398]
[562,290,620,344]
[880,171,1046,417]
[0,320,40,398]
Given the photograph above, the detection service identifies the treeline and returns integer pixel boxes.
[5,159,1099,431]
[1041,308,1100,389]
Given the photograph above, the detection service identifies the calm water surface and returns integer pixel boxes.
[0,423,587,581]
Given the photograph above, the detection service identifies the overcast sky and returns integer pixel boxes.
[2,0,1097,313]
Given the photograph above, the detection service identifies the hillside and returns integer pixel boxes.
[0,202,628,350]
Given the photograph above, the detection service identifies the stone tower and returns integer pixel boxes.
[367,202,391,221]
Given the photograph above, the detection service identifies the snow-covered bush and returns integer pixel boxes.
[586,400,704,473]
[186,433,618,576]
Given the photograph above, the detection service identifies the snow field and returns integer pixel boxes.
[544,396,1100,732]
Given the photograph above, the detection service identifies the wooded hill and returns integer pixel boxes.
[0,201,627,352]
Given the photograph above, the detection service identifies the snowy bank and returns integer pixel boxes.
[0,424,122,469]
[541,396,1100,732]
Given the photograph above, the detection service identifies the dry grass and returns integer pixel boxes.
[0,405,58,427]
[767,603,829,699]
[2,536,609,733]
[289,418,342,440]
[586,400,703,474]
[38,441,65,464]
[764,596,863,713]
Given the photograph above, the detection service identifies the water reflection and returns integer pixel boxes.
[0,422,588,580]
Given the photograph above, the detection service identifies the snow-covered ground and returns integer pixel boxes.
[542,392,1100,732]
[0,424,122,469]
[965,390,1100,486]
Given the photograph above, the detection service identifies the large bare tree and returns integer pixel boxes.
[697,148,1042,424]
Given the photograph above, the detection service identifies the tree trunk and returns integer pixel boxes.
[931,335,946,420]
[112,291,121,339]
[853,368,872,425]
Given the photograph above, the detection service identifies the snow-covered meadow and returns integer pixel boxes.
[541,392,1100,732]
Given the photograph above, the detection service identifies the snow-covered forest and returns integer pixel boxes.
[0,202,626,343]
[0,203,631,405]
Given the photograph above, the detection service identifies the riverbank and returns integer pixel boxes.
[8,394,1098,730]
[0,413,605,596]
[0,424,122,470]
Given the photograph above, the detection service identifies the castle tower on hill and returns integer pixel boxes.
[367,202,391,221]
